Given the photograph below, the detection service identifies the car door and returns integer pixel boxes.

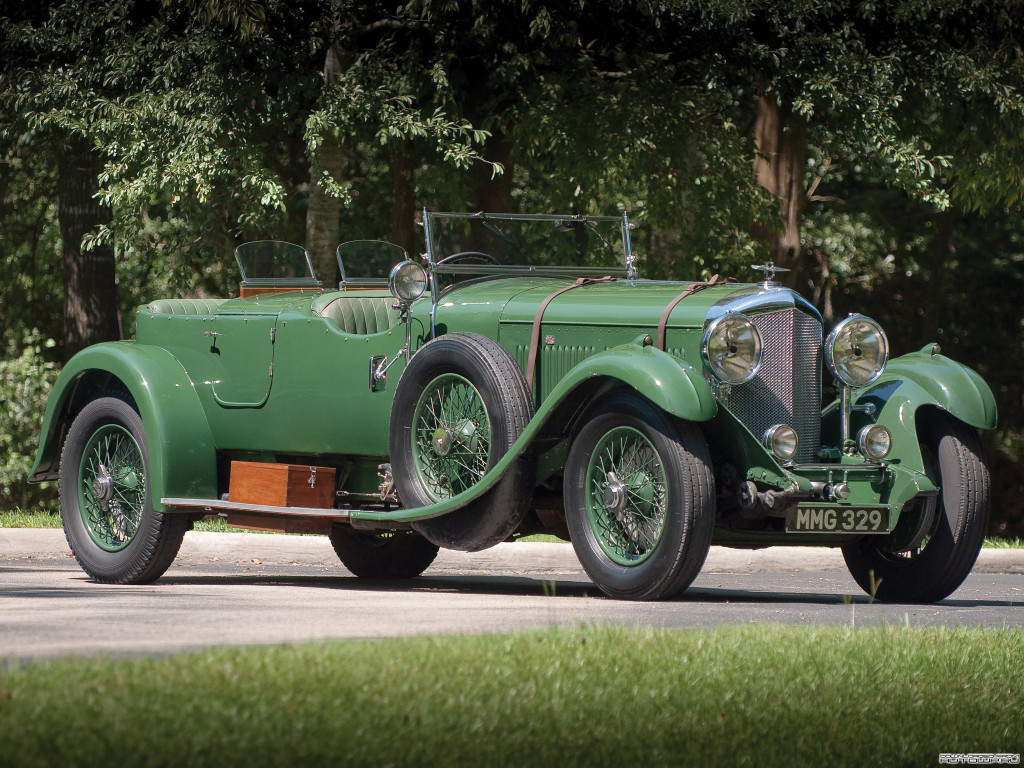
[207,312,277,407]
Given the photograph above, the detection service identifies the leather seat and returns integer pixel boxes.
[146,298,228,315]
[317,296,401,335]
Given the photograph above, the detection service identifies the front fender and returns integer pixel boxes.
[30,342,217,511]
[544,340,717,422]
[874,345,996,430]
[847,346,996,475]
[351,338,715,523]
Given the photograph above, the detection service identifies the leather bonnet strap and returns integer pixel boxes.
[526,276,615,393]
[655,274,721,351]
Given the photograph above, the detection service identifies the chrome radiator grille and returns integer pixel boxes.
[728,309,822,463]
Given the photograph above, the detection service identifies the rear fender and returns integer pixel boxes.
[30,342,217,511]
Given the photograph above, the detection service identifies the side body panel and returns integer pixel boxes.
[433,277,730,415]
[135,292,421,458]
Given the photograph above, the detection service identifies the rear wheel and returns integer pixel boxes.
[58,396,189,584]
[328,525,439,578]
[842,412,990,603]
[564,392,714,600]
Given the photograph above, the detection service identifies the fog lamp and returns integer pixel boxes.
[857,424,892,461]
[764,424,799,462]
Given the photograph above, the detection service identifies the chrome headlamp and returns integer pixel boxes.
[702,313,762,385]
[857,424,892,461]
[764,424,799,462]
[825,315,888,388]
[389,260,427,304]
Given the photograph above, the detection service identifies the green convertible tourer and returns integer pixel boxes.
[31,211,996,601]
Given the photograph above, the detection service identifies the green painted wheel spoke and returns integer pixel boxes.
[584,425,668,566]
[77,423,146,552]
[412,374,492,502]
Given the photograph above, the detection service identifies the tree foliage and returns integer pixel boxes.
[0,0,1021,528]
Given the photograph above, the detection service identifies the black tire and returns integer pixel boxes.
[328,524,439,578]
[564,392,715,600]
[842,412,990,603]
[58,396,190,584]
[390,332,535,551]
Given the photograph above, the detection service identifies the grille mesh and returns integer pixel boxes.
[728,309,822,463]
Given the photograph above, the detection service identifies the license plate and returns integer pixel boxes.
[787,505,890,534]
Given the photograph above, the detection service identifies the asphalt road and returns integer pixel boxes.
[2,529,1022,661]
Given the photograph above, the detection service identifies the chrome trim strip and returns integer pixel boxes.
[706,285,822,324]
[162,497,351,518]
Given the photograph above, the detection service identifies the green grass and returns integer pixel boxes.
[984,537,1024,548]
[0,625,1021,767]
[0,508,61,528]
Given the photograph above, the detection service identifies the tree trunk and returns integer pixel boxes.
[753,94,808,283]
[306,134,344,287]
[58,136,119,363]
[390,141,417,255]
[473,128,513,214]
[306,22,345,287]
[468,129,514,254]
[920,206,955,344]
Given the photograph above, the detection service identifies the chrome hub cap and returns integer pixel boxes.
[91,464,114,506]
[602,472,626,512]
[432,427,453,456]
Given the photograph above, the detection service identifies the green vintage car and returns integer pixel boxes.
[31,211,996,602]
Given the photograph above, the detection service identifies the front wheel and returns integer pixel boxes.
[328,525,439,578]
[564,393,715,600]
[58,396,189,584]
[842,412,990,603]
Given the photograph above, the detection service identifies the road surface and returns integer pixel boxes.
[2,529,1022,661]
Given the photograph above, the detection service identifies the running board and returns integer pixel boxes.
[161,497,352,518]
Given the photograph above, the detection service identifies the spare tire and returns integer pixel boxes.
[389,332,535,551]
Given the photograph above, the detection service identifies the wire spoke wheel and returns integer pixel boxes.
[77,424,146,552]
[59,395,188,584]
[328,525,439,579]
[564,392,714,601]
[875,443,940,565]
[841,412,990,603]
[412,373,492,502]
[585,426,667,566]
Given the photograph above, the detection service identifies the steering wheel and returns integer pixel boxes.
[435,251,500,266]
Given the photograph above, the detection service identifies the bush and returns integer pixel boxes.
[0,333,59,512]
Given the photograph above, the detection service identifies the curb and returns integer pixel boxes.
[2,528,1022,575]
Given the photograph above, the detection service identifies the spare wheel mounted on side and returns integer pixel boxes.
[389,332,536,551]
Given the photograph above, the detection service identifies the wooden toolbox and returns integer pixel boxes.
[228,461,336,508]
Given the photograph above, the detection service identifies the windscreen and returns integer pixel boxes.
[336,240,408,285]
[424,212,631,277]
[234,241,318,285]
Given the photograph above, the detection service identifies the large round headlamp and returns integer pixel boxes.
[825,315,888,387]
[702,313,762,385]
[389,260,427,303]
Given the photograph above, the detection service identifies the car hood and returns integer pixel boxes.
[435,278,816,330]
